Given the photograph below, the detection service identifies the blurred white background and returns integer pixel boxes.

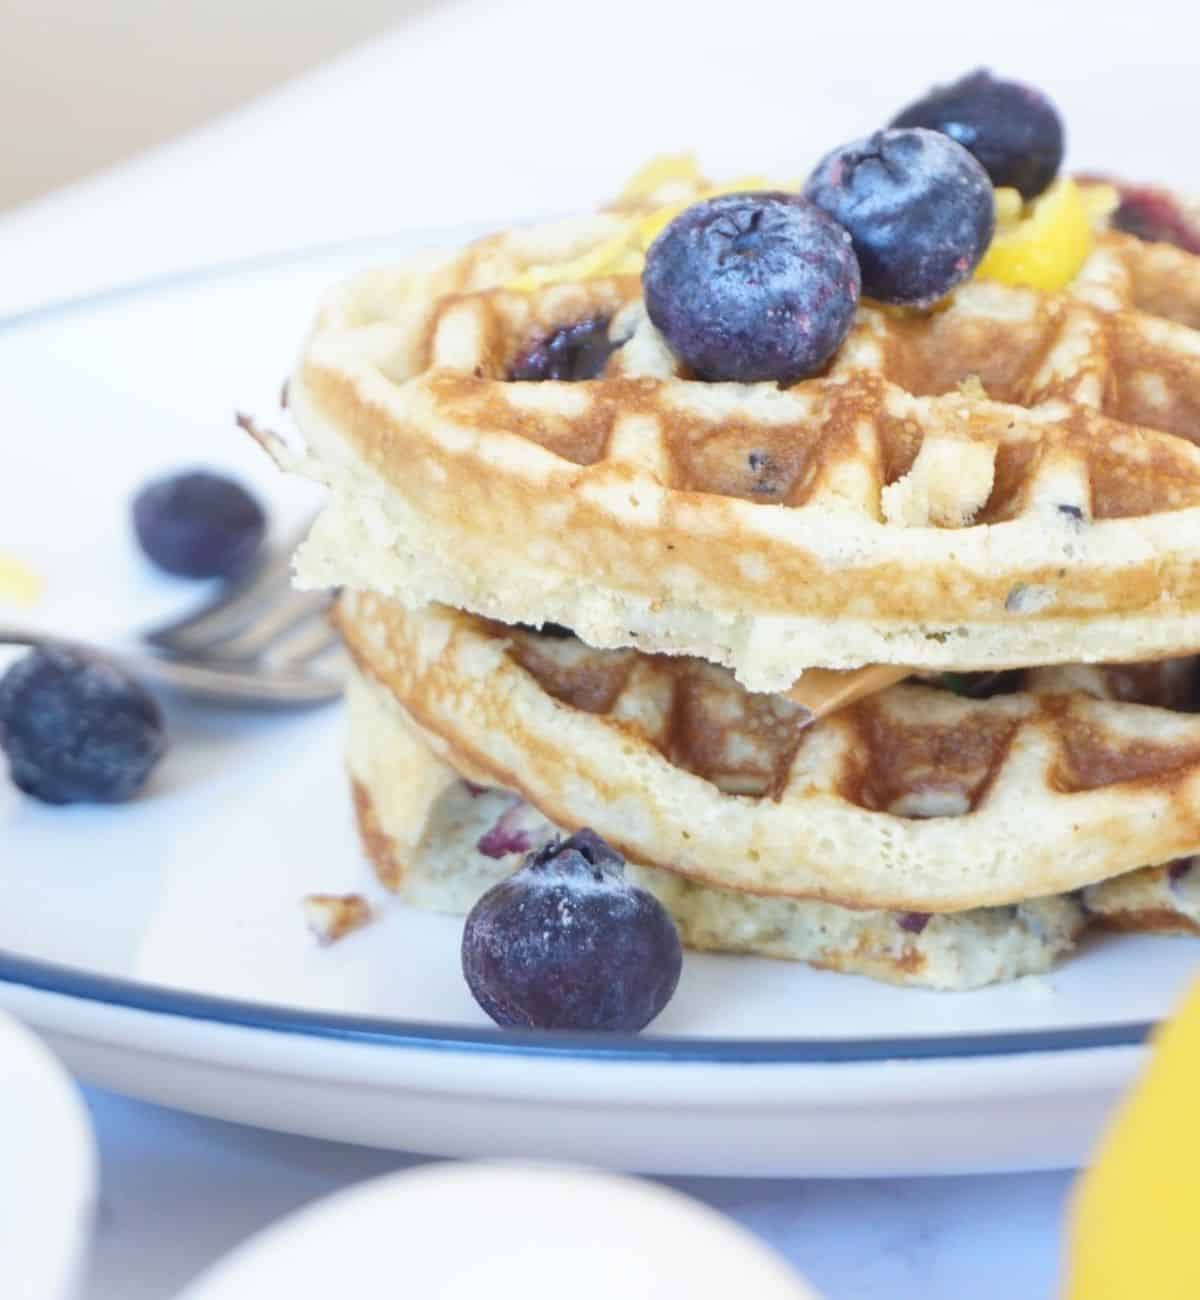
[3,0,1199,313]
[0,0,429,211]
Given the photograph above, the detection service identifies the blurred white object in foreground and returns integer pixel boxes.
[0,1010,96,1300]
[177,1161,821,1299]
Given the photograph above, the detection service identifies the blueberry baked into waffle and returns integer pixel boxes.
[274,71,1200,1020]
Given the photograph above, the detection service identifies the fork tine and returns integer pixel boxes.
[269,614,344,668]
[143,519,313,656]
[208,589,335,662]
[140,655,344,707]
[0,625,342,708]
[144,559,292,655]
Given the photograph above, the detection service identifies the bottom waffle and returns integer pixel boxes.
[344,663,1200,990]
[336,590,1200,913]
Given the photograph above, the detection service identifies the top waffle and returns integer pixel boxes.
[290,175,1200,692]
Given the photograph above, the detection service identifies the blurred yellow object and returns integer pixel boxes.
[509,158,783,291]
[618,152,703,201]
[506,233,643,291]
[976,178,1094,293]
[1064,977,1200,1297]
[514,160,1114,302]
[1080,181,1120,228]
[993,186,1025,225]
[0,551,40,605]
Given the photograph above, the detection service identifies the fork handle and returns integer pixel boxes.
[0,625,97,655]
[0,626,338,707]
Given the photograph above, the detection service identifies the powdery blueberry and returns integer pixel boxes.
[0,647,166,805]
[642,192,860,384]
[461,829,682,1032]
[804,128,995,307]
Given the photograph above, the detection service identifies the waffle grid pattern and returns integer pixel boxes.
[295,198,1200,689]
[346,666,1113,990]
[337,592,1200,913]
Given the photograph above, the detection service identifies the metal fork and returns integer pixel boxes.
[0,522,344,708]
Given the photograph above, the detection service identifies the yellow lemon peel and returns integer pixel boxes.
[0,551,41,605]
[511,157,1111,303]
[618,153,703,202]
[508,158,786,291]
[507,232,643,292]
[975,178,1094,293]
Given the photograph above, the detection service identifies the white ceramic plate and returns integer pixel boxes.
[0,1010,96,1300]
[0,236,1194,1177]
[176,1162,818,1300]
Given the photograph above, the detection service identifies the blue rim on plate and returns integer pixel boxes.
[0,945,1153,1063]
[0,236,1159,1067]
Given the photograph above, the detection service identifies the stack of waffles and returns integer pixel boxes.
[278,167,1200,989]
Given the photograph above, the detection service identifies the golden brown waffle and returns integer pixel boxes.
[336,591,1200,913]
[342,651,1200,989]
[344,665,1090,989]
[292,194,1200,691]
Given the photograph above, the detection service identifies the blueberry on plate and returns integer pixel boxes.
[461,829,682,1032]
[642,191,860,384]
[803,128,995,307]
[890,69,1064,200]
[0,647,166,805]
[132,470,266,580]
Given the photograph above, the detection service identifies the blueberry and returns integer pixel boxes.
[897,912,930,935]
[0,647,166,805]
[461,829,682,1032]
[475,803,533,860]
[642,192,860,384]
[508,317,619,381]
[891,69,1064,200]
[132,470,266,580]
[1105,182,1200,254]
[803,129,995,307]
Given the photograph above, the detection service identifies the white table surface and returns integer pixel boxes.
[83,1086,1073,1300]
[4,0,1181,1294]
